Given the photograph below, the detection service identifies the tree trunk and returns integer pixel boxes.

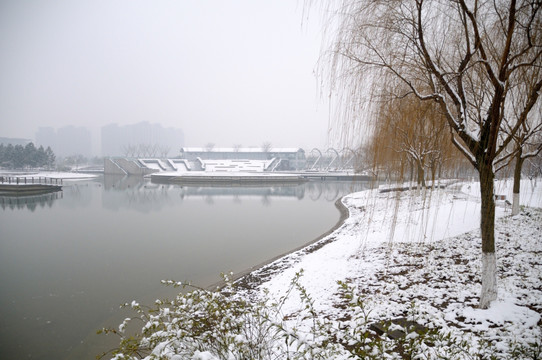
[430,159,437,189]
[417,160,426,188]
[479,163,497,309]
[409,159,414,185]
[512,149,524,216]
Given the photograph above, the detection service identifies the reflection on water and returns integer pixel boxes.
[0,176,369,360]
[103,173,144,190]
[0,192,63,211]
[101,175,367,212]
[177,184,306,200]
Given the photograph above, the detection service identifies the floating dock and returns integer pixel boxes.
[0,184,62,196]
[151,171,375,185]
[298,172,374,181]
[151,172,307,185]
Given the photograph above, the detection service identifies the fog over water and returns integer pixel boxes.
[0,0,329,150]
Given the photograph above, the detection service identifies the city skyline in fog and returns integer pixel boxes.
[35,121,185,157]
[0,1,330,151]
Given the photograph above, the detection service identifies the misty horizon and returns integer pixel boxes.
[3,120,325,158]
[1,1,331,152]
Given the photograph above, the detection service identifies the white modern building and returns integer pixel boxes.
[179,147,306,171]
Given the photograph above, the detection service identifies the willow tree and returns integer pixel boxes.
[373,89,454,187]
[318,0,542,308]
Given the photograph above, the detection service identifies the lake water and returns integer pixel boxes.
[0,175,369,359]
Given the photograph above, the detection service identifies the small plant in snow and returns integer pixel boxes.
[510,338,542,360]
[98,271,541,360]
[98,273,279,359]
[97,272,339,360]
[332,281,481,359]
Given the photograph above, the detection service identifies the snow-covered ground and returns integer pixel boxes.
[244,179,542,358]
[0,170,98,180]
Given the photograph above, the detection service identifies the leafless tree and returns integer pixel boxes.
[205,143,215,152]
[261,141,272,153]
[158,145,171,159]
[317,0,542,308]
[506,128,542,214]
[149,144,159,158]
[122,144,137,158]
[139,144,150,157]
[497,73,542,215]
[122,145,129,158]
[526,149,542,179]
[261,141,273,160]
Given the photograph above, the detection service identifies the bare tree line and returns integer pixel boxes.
[314,0,542,309]
[122,144,171,158]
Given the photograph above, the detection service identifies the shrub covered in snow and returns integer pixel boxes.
[98,273,341,360]
[99,268,541,359]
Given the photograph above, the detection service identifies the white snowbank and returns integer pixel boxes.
[19,171,98,180]
[248,179,542,358]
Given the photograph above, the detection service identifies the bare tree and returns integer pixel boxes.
[122,144,136,158]
[149,144,158,158]
[261,141,273,160]
[526,150,542,179]
[159,145,171,158]
[139,144,150,158]
[507,126,542,214]
[318,0,542,308]
[205,143,215,152]
[497,71,542,215]
[261,141,272,153]
[122,145,129,158]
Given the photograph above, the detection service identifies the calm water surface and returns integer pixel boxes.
[0,176,369,359]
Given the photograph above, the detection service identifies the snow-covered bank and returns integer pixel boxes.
[108,179,541,359]
[0,170,98,180]
[245,179,541,358]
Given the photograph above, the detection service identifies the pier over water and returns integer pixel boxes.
[0,176,63,195]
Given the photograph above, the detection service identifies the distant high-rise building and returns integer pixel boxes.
[35,126,91,157]
[35,127,56,149]
[0,137,32,146]
[101,122,184,157]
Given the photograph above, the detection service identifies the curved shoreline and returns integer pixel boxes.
[209,195,351,291]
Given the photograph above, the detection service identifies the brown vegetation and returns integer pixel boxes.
[315,0,542,308]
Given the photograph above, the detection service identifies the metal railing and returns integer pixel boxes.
[0,176,63,185]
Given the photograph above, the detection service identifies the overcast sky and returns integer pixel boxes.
[0,0,331,150]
